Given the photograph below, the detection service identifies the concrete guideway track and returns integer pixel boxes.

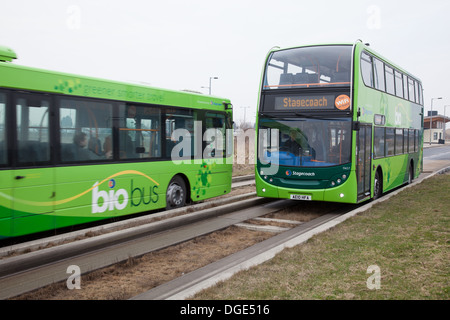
[131,211,349,300]
[132,165,450,300]
[0,195,275,300]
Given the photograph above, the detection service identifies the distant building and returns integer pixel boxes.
[424,114,450,144]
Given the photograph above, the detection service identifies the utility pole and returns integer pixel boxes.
[430,97,442,144]
[242,106,250,127]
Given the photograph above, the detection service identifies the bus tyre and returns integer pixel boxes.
[408,165,414,184]
[166,176,187,210]
[373,170,382,200]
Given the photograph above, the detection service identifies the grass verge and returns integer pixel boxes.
[194,173,449,300]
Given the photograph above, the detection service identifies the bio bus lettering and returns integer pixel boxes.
[92,178,158,214]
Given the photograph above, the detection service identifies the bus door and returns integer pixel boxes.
[356,124,372,200]
[0,168,13,237]
[12,93,55,228]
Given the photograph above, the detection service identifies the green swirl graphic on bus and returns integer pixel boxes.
[0,170,159,214]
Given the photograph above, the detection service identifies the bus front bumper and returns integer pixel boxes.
[256,176,357,204]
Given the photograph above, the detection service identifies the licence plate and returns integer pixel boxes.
[290,194,312,201]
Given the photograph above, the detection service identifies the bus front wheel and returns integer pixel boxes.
[166,176,187,210]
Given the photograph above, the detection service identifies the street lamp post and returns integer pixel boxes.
[242,106,250,125]
[430,97,442,145]
[203,77,218,95]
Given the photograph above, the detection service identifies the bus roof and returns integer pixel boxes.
[268,42,354,53]
[0,47,231,111]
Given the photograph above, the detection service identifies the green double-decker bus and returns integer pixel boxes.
[0,46,233,239]
[256,41,424,204]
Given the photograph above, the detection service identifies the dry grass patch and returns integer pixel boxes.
[14,226,273,300]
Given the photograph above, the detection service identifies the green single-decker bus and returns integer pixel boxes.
[0,45,233,239]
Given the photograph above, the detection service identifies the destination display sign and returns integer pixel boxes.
[273,94,351,111]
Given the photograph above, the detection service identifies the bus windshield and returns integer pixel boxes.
[263,45,353,90]
[259,116,352,167]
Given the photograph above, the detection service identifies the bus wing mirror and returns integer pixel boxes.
[223,102,233,110]
[353,121,361,131]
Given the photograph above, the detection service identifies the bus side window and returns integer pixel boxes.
[394,70,404,98]
[16,95,51,166]
[374,127,385,158]
[408,78,416,103]
[60,98,113,163]
[395,128,404,155]
[418,83,424,105]
[165,109,195,159]
[361,52,374,87]
[385,128,395,156]
[205,112,226,159]
[403,129,409,153]
[403,74,409,101]
[119,104,161,160]
[373,58,385,91]
[408,129,415,153]
[415,130,419,152]
[385,66,395,95]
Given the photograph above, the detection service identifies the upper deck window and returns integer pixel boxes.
[263,45,353,90]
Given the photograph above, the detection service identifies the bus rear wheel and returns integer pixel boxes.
[373,170,382,200]
[408,164,414,184]
[166,176,187,210]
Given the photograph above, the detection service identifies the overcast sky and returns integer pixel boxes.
[1,0,450,124]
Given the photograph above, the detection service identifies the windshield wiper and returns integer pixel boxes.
[294,112,340,121]
[294,112,323,119]
[260,113,277,118]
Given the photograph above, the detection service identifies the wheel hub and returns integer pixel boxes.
[167,183,184,207]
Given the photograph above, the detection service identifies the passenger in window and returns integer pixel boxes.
[103,135,113,159]
[73,132,102,161]
[88,136,103,156]
[283,129,304,156]
[119,131,135,159]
